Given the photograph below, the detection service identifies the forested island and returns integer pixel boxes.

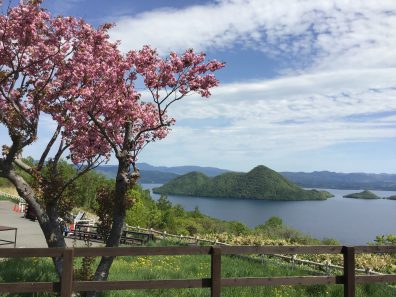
[343,190,380,199]
[153,165,333,200]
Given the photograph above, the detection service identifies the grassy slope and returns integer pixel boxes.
[0,186,18,196]
[0,177,18,196]
[106,248,395,297]
[0,242,395,297]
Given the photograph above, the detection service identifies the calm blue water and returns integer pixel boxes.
[142,184,396,245]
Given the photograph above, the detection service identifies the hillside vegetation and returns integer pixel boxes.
[343,190,380,199]
[154,165,333,200]
[0,178,18,196]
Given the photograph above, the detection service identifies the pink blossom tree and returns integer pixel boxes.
[0,2,117,274]
[55,44,224,281]
[0,0,224,286]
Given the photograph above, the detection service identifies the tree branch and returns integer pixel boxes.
[13,158,35,176]
[158,70,186,105]
[53,139,69,165]
[37,124,61,171]
[87,111,120,156]
[123,121,132,152]
[4,136,23,166]
[56,156,104,199]
[132,86,187,144]
[162,93,187,115]
[0,85,31,127]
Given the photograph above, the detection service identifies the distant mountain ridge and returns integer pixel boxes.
[95,164,396,190]
[95,163,228,184]
[137,163,229,176]
[153,165,333,201]
[280,171,396,191]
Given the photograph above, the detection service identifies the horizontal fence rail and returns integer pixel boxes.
[72,224,154,245]
[0,245,395,297]
[128,225,394,276]
[0,191,24,203]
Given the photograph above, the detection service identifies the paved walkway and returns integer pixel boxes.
[0,200,97,248]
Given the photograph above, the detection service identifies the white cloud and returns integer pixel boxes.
[4,0,396,172]
[167,68,396,120]
[110,0,396,71]
[139,67,396,171]
[3,67,395,171]
[110,0,396,170]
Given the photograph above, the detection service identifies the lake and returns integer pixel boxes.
[142,184,396,245]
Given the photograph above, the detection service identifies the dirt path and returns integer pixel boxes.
[0,200,96,248]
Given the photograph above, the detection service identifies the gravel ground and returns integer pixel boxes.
[0,200,98,248]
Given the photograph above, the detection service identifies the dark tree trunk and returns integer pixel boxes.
[5,169,67,276]
[0,140,66,276]
[87,156,135,297]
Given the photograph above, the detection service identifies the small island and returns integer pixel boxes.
[153,165,333,201]
[343,190,380,199]
[385,195,396,200]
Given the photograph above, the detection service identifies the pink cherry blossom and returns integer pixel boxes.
[0,1,225,282]
[0,1,224,171]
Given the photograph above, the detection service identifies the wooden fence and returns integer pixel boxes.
[72,224,154,245]
[126,225,388,276]
[0,191,24,203]
[0,245,395,297]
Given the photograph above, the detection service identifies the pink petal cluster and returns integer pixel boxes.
[0,3,84,143]
[0,2,225,168]
[127,46,224,98]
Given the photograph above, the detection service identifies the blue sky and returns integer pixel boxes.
[1,0,396,173]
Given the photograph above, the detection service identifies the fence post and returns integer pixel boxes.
[61,248,74,297]
[211,246,221,297]
[291,254,296,271]
[343,246,355,297]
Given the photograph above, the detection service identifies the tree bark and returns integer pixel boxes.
[1,138,67,276]
[87,156,135,297]
[4,169,66,276]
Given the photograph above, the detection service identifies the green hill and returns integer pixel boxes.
[153,165,333,201]
[343,190,380,199]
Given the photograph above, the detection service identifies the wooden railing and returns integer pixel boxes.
[0,191,24,203]
[72,224,154,245]
[127,225,391,275]
[0,245,395,297]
